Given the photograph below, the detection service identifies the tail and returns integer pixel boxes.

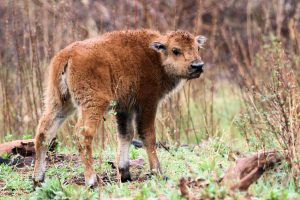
[44,51,70,110]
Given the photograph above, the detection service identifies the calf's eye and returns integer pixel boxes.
[172,48,181,56]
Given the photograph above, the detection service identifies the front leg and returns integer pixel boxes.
[136,105,162,175]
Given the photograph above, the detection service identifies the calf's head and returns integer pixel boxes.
[150,31,206,79]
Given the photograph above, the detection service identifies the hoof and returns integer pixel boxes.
[150,168,162,176]
[86,173,98,189]
[32,179,43,189]
[32,174,45,189]
[121,174,132,183]
[119,167,132,183]
[88,183,97,190]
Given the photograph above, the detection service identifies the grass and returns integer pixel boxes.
[0,81,299,199]
[1,1,299,199]
[0,137,299,199]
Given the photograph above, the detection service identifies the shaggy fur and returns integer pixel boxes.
[33,29,206,187]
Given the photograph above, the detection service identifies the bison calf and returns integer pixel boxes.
[33,29,206,187]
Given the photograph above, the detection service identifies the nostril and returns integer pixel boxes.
[191,63,204,69]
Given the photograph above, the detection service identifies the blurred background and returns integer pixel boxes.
[0,0,299,152]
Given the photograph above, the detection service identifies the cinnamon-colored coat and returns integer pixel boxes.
[33,29,206,187]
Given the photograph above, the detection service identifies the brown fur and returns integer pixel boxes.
[33,29,206,187]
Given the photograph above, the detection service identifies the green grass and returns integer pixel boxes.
[0,137,298,199]
[0,82,299,199]
[0,164,33,198]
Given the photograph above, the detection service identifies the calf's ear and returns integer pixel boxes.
[195,35,207,48]
[150,42,166,53]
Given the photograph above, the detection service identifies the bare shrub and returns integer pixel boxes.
[0,0,300,148]
[237,39,300,184]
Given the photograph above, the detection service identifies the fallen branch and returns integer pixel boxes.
[179,150,283,199]
[221,150,282,191]
[0,138,139,160]
[0,139,35,157]
[0,138,58,158]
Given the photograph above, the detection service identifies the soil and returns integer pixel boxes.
[2,152,148,187]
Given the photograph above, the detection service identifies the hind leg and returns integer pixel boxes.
[116,111,134,182]
[75,104,107,187]
[33,103,73,186]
